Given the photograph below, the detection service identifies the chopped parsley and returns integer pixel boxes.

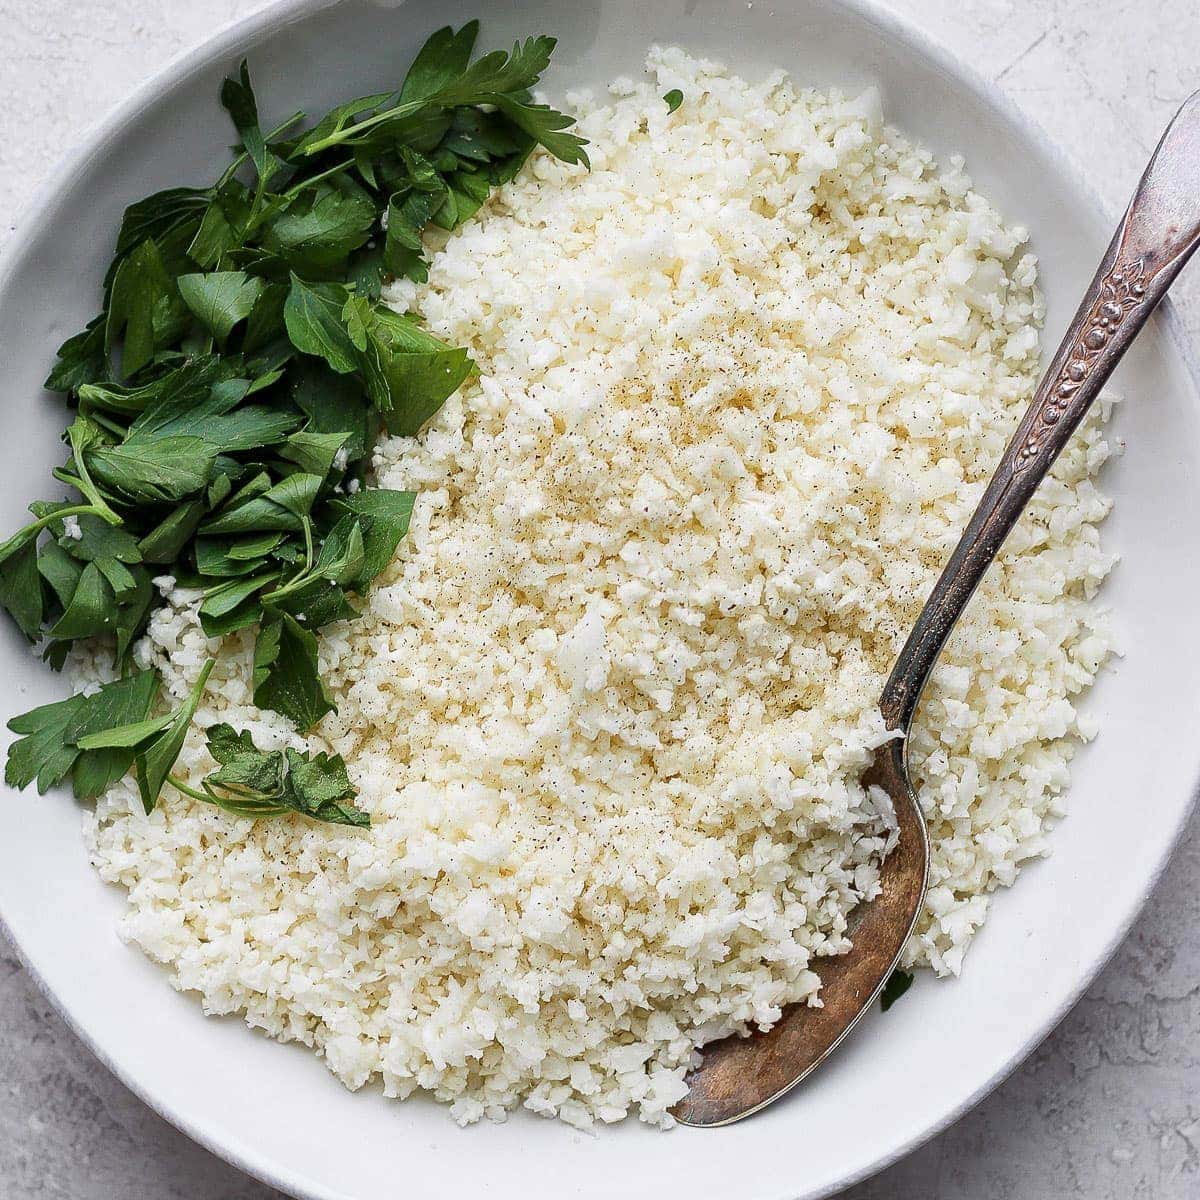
[1,22,586,823]
[880,968,914,1012]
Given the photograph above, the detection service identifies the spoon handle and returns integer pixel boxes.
[880,90,1200,733]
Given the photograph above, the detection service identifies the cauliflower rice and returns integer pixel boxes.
[81,48,1116,1129]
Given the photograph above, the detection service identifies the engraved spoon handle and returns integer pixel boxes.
[880,90,1200,733]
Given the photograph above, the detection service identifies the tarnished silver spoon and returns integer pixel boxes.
[673,89,1200,1127]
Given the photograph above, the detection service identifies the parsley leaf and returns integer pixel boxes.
[105,239,186,377]
[79,356,218,419]
[399,20,482,103]
[263,184,376,273]
[201,723,369,826]
[295,27,588,167]
[201,472,323,535]
[331,488,415,587]
[47,510,143,564]
[880,969,914,1012]
[283,276,359,373]
[130,661,214,813]
[253,612,335,730]
[280,430,349,478]
[47,561,116,641]
[188,179,256,269]
[68,671,163,799]
[177,271,265,345]
[108,187,211,278]
[283,747,368,825]
[6,692,84,793]
[205,723,286,795]
[261,512,363,628]
[198,569,279,636]
[664,89,683,113]
[136,502,204,562]
[85,434,218,505]
[127,376,298,451]
[220,61,278,193]
[45,317,108,393]
[356,305,473,434]
[62,417,122,526]
[0,538,42,641]
[291,360,372,461]
[37,539,84,610]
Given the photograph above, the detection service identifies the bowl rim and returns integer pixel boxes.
[0,1,1197,1198]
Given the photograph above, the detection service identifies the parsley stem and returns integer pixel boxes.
[51,469,122,527]
[216,110,306,188]
[20,503,102,534]
[283,158,356,199]
[300,515,314,574]
[62,426,124,527]
[264,516,316,604]
[298,98,427,157]
[166,774,209,803]
[0,503,109,562]
[86,411,129,439]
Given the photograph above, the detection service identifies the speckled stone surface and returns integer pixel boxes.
[0,2,1197,1196]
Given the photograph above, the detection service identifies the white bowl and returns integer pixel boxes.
[1,1,1197,1197]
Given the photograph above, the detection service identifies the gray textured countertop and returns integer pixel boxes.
[1,1,1198,1196]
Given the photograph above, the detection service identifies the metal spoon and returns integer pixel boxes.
[672,90,1200,1128]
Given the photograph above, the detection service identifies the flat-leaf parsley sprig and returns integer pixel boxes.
[1,21,586,824]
